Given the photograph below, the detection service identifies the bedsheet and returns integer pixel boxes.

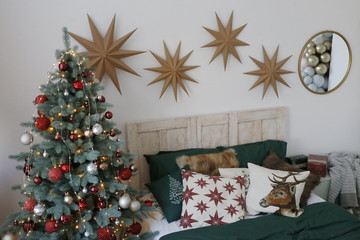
[160,202,360,240]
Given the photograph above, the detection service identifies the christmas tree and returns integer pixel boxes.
[0,28,155,240]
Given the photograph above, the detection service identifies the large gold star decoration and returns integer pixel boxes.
[202,12,249,70]
[245,46,293,98]
[68,15,144,94]
[145,42,199,101]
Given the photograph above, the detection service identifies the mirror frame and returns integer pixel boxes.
[298,30,352,94]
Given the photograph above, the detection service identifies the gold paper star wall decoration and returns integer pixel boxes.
[202,12,249,70]
[145,42,199,101]
[245,46,293,98]
[68,15,144,94]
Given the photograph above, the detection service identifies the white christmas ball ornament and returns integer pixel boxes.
[303,76,313,85]
[316,87,325,93]
[87,163,98,175]
[130,200,141,212]
[33,203,46,216]
[119,193,131,209]
[307,83,317,91]
[92,123,103,135]
[2,233,16,240]
[303,67,315,76]
[313,74,325,87]
[20,132,33,145]
[64,195,74,204]
[84,232,90,237]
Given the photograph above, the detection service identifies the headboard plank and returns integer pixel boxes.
[127,107,287,189]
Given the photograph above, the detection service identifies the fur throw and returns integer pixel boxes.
[262,151,321,207]
[176,149,239,176]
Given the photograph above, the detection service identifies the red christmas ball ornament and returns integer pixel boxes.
[22,220,35,233]
[73,80,83,90]
[34,95,48,105]
[97,227,116,240]
[59,62,69,71]
[118,168,132,181]
[129,222,142,235]
[45,220,59,233]
[24,198,38,212]
[48,168,63,181]
[145,200,153,207]
[78,200,88,211]
[23,165,33,176]
[69,134,78,141]
[97,200,106,209]
[97,95,106,103]
[90,186,99,194]
[61,163,70,173]
[109,217,116,222]
[60,214,73,225]
[13,220,19,226]
[54,133,62,141]
[33,176,43,185]
[116,152,122,158]
[104,111,113,119]
[69,116,75,121]
[35,116,51,131]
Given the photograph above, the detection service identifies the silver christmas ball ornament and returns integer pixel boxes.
[82,188,88,194]
[99,162,108,170]
[64,195,74,204]
[20,132,33,145]
[2,233,16,240]
[92,123,103,135]
[42,151,49,157]
[64,90,69,96]
[33,203,46,216]
[84,129,94,138]
[87,163,98,175]
[114,219,120,225]
[119,193,131,209]
[130,164,138,176]
[84,232,90,237]
[130,200,141,212]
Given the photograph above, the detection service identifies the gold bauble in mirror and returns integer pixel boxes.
[320,52,331,63]
[315,63,328,75]
[298,30,352,94]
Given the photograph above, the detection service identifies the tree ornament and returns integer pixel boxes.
[58,71,67,78]
[64,89,69,96]
[97,227,116,240]
[69,133,78,141]
[97,95,106,102]
[60,214,74,225]
[69,115,75,121]
[64,195,74,204]
[73,80,83,90]
[20,132,33,145]
[78,200,88,210]
[128,222,142,235]
[54,133,62,140]
[33,203,46,216]
[61,163,70,173]
[45,220,59,233]
[13,220,19,226]
[130,200,141,212]
[130,164,138,175]
[34,95,48,105]
[35,116,51,131]
[22,220,35,233]
[33,176,43,185]
[109,130,116,137]
[24,198,38,212]
[82,187,88,194]
[97,199,106,209]
[48,168,63,181]
[99,162,108,170]
[87,162,98,174]
[145,200,153,206]
[90,185,99,194]
[114,219,120,225]
[84,231,90,237]
[116,152,122,158]
[23,165,33,176]
[42,150,49,157]
[92,123,103,135]
[104,111,113,119]
[84,129,94,138]
[118,193,131,209]
[118,167,132,180]
[58,62,69,71]
[2,233,16,240]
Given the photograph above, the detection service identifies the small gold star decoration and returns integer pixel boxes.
[145,42,199,101]
[202,12,249,70]
[68,15,144,94]
[245,46,293,98]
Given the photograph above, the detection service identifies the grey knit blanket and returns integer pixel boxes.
[328,152,360,207]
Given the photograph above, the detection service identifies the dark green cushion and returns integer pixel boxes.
[217,140,287,167]
[145,148,220,182]
[146,166,190,223]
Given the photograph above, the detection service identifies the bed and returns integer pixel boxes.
[126,107,360,240]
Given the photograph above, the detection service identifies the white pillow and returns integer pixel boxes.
[246,163,310,218]
[218,168,250,194]
[180,170,246,228]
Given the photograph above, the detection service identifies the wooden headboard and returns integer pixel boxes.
[127,107,287,189]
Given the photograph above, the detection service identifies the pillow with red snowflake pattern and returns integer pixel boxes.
[179,170,246,229]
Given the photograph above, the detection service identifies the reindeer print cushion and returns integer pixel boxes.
[246,163,310,218]
[179,170,246,229]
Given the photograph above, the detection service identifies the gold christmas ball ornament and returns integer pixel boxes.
[58,71,67,78]
[315,44,326,54]
[320,52,331,63]
[315,63,328,75]
[307,55,319,67]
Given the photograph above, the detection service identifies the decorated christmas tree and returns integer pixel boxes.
[0,28,155,240]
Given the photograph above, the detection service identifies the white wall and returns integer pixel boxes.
[1,0,359,223]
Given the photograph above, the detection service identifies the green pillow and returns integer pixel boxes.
[146,166,190,223]
[145,148,220,181]
[217,140,287,167]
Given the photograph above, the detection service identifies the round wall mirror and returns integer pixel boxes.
[298,31,352,94]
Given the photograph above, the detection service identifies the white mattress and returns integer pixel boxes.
[141,193,326,240]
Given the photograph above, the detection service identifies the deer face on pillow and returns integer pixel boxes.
[176,149,238,176]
